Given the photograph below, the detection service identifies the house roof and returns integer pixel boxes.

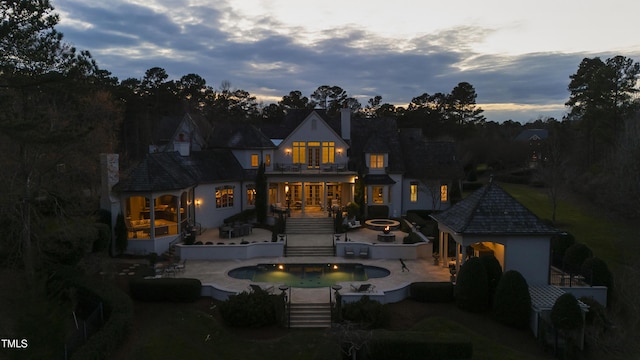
[186,149,246,182]
[207,121,275,149]
[350,117,404,173]
[514,128,549,142]
[363,174,397,185]
[114,152,198,192]
[529,285,588,311]
[430,181,560,235]
[399,128,462,180]
[259,109,341,140]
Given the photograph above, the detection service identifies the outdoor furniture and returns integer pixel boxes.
[359,247,369,259]
[345,247,355,258]
[350,284,374,293]
[174,259,187,272]
[348,220,362,229]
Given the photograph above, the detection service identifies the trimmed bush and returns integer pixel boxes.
[219,291,281,327]
[454,257,489,312]
[551,232,575,267]
[551,293,584,331]
[402,232,423,244]
[493,270,531,329]
[68,277,133,360]
[410,282,454,303]
[365,330,473,360]
[129,278,202,302]
[580,257,613,305]
[479,254,502,305]
[341,296,389,328]
[563,243,593,274]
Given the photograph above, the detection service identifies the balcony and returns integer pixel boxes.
[270,162,350,174]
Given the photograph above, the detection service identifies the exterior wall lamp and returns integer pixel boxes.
[195,199,201,207]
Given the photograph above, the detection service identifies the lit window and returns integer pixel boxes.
[322,142,335,163]
[373,186,384,204]
[293,141,306,164]
[410,183,418,202]
[251,154,259,167]
[370,154,384,169]
[246,185,256,206]
[215,186,234,208]
[440,184,448,202]
[265,154,271,166]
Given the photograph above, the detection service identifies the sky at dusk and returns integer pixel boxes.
[52,0,640,123]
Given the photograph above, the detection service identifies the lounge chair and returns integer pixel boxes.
[249,284,274,294]
[345,247,355,258]
[350,284,374,293]
[359,247,369,259]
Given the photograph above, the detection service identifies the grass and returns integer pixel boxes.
[498,182,639,267]
[110,298,554,360]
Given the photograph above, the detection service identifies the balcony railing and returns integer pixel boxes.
[270,162,350,174]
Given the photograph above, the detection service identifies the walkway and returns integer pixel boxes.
[177,224,451,303]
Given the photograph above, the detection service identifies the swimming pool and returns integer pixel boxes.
[228,263,391,288]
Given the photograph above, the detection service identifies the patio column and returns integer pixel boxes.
[301,181,306,215]
[149,196,156,242]
[442,232,449,268]
[323,182,328,210]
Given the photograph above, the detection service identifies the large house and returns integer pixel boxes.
[101,109,462,255]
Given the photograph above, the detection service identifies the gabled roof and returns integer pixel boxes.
[399,128,462,180]
[186,149,246,182]
[350,117,404,173]
[431,181,560,235]
[259,109,341,140]
[207,121,275,149]
[529,285,588,311]
[114,152,198,192]
[514,129,549,142]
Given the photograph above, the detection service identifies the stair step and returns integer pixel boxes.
[285,246,335,257]
[288,303,332,328]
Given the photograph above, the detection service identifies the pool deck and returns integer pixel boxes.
[176,226,452,303]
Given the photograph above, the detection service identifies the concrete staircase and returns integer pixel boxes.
[285,246,335,257]
[288,302,332,328]
[286,217,334,234]
[285,217,335,257]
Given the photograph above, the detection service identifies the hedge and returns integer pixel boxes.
[69,277,133,360]
[219,290,283,327]
[341,296,389,328]
[129,278,202,302]
[410,282,454,303]
[361,330,473,360]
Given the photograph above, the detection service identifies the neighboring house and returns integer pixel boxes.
[102,109,463,254]
[514,128,549,168]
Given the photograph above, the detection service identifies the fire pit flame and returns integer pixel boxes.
[383,225,390,234]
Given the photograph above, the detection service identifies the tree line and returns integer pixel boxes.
[2,0,640,284]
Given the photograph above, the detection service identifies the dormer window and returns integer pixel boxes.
[370,154,385,169]
[251,154,259,167]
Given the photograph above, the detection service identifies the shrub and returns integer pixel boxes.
[454,257,489,312]
[479,254,503,305]
[551,293,584,331]
[92,223,111,252]
[563,243,593,274]
[346,202,360,219]
[410,282,454,303]
[341,296,389,328]
[403,232,423,244]
[129,278,201,302]
[493,270,531,329]
[581,257,613,305]
[551,232,575,267]
[219,291,281,327]
[114,213,128,255]
[365,330,473,360]
[68,277,133,360]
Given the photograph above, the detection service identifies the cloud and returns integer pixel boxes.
[53,0,640,122]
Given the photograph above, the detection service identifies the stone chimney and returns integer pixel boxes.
[100,153,121,231]
[340,107,351,141]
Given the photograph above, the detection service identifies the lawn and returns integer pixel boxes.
[498,182,640,268]
[111,297,553,360]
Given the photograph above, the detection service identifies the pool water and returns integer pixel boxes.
[228,263,390,288]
